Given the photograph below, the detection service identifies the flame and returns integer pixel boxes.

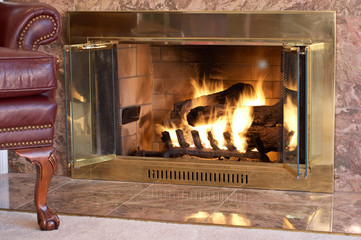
[191,78,224,99]
[156,123,180,147]
[244,77,266,106]
[158,77,267,153]
[284,95,298,151]
[229,97,253,152]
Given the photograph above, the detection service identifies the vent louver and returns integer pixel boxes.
[147,168,248,185]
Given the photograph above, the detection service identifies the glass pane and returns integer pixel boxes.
[282,46,306,179]
[64,44,117,167]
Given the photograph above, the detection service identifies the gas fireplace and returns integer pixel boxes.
[65,11,335,192]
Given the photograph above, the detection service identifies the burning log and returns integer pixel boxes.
[223,132,236,151]
[161,131,173,149]
[176,129,190,148]
[246,125,294,154]
[187,101,282,127]
[191,130,203,149]
[163,147,269,161]
[207,131,220,150]
[171,83,255,120]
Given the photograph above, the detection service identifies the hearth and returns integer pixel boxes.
[64,11,335,192]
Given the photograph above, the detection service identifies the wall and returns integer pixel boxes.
[8,0,361,192]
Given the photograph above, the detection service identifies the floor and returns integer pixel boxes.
[1,173,361,235]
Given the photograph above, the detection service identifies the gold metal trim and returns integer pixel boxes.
[65,11,336,193]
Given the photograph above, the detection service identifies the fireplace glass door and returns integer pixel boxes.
[64,42,309,179]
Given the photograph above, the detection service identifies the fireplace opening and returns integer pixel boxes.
[64,11,335,192]
[72,44,307,174]
[115,45,306,167]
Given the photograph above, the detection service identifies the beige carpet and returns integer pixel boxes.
[0,210,360,240]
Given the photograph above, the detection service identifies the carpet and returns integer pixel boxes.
[0,210,360,240]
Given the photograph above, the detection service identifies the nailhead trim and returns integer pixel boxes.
[0,124,52,133]
[0,139,52,148]
[18,15,57,50]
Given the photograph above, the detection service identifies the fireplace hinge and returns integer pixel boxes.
[283,45,307,55]
[64,42,115,52]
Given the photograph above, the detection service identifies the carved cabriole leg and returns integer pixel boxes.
[15,146,60,230]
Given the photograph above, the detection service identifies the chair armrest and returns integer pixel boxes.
[0,2,61,51]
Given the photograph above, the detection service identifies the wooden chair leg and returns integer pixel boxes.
[15,146,60,230]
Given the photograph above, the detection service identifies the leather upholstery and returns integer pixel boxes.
[0,2,61,51]
[0,95,56,150]
[0,2,60,151]
[0,47,58,98]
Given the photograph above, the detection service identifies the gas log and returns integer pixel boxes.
[171,83,255,120]
[186,101,282,127]
[160,83,296,161]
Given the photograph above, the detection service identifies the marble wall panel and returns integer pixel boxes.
[8,0,361,193]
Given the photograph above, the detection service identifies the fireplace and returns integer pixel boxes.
[64,11,335,192]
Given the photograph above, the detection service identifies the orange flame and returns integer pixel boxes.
[157,78,268,153]
[284,96,298,151]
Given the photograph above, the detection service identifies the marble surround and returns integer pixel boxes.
[3,173,361,234]
[7,0,361,192]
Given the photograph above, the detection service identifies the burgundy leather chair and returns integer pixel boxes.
[0,2,61,230]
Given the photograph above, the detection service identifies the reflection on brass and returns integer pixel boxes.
[283,46,299,53]
[72,157,333,193]
[65,11,336,193]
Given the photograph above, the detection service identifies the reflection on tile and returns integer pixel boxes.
[18,179,150,216]
[108,184,236,223]
[0,173,71,210]
[227,189,325,206]
[306,195,333,232]
[205,200,319,230]
[206,186,328,230]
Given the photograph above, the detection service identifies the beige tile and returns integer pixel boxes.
[252,65,281,81]
[121,118,137,136]
[220,64,253,80]
[121,135,137,156]
[117,47,137,78]
[153,94,186,111]
[152,62,198,79]
[118,75,152,107]
[136,44,152,76]
[137,104,153,151]
[150,46,161,62]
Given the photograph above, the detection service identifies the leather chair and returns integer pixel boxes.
[0,2,61,230]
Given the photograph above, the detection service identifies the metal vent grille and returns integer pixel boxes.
[147,169,248,185]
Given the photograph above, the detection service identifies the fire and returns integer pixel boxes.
[229,97,253,152]
[191,78,224,99]
[157,78,266,153]
[284,95,298,151]
[243,77,266,106]
[156,76,299,157]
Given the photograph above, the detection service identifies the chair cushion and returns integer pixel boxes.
[0,47,57,98]
[0,95,56,150]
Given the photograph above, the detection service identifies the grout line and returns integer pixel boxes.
[16,178,75,210]
[201,189,237,223]
[47,178,75,194]
[105,183,153,216]
[305,195,325,231]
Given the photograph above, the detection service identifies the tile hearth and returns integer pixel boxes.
[1,173,361,235]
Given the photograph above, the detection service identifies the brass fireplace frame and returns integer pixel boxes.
[65,11,335,193]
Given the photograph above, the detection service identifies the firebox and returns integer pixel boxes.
[64,11,335,192]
